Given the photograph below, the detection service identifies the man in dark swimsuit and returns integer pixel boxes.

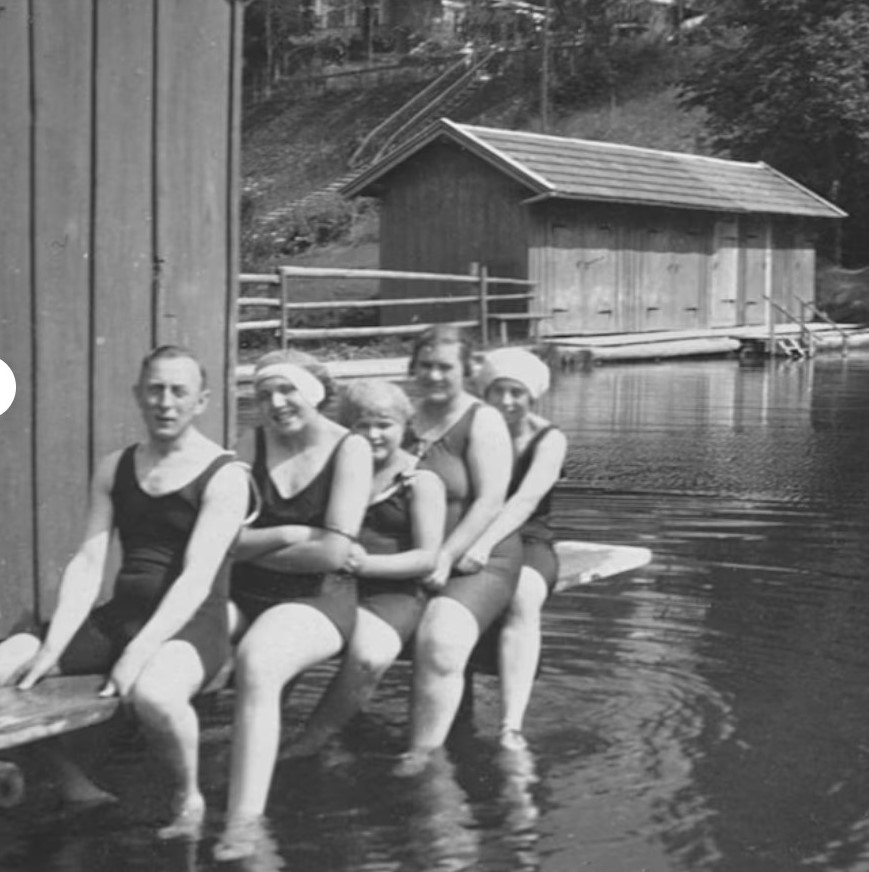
[0,345,249,838]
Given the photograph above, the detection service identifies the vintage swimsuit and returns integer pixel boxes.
[58,446,235,686]
[229,428,357,641]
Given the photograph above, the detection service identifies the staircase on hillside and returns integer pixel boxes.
[259,48,504,228]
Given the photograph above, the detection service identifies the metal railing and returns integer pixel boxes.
[797,296,850,356]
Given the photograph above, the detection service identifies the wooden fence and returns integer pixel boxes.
[238,265,538,349]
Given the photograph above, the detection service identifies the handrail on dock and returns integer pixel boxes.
[796,296,849,356]
[762,293,814,357]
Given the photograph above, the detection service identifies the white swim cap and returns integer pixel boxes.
[253,362,326,408]
[477,348,551,400]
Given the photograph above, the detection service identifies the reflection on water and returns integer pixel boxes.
[11,353,869,871]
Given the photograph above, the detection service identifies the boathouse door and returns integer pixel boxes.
[709,218,740,327]
[549,222,619,335]
[738,217,768,326]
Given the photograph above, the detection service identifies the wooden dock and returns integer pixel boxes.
[544,323,869,367]
[234,324,869,390]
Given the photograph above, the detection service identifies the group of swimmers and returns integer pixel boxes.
[0,324,567,861]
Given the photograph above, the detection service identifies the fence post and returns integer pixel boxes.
[279,268,289,351]
[477,263,489,348]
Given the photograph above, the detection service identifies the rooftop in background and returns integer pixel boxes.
[343,119,846,219]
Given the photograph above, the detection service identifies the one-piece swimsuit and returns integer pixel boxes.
[511,424,561,591]
[416,403,521,633]
[57,445,235,686]
[357,470,427,643]
[229,428,357,641]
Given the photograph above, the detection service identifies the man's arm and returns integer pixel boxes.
[105,461,249,697]
[18,452,120,689]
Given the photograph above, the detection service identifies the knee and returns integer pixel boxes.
[415,627,473,677]
[130,673,187,723]
[506,592,543,627]
[508,573,547,623]
[233,638,285,695]
[350,650,393,684]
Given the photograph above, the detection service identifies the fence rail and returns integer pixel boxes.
[239,265,537,348]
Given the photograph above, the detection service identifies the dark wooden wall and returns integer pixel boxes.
[378,140,529,323]
[0,0,243,634]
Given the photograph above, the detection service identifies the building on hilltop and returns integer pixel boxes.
[341,118,845,338]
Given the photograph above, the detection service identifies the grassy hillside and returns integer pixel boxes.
[241,45,708,275]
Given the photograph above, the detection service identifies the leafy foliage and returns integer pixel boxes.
[679,0,869,263]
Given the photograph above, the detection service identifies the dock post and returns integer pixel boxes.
[279,268,289,351]
[477,263,490,348]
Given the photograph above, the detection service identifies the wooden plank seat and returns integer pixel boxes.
[0,676,119,753]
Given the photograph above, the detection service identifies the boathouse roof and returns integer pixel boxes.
[343,119,846,219]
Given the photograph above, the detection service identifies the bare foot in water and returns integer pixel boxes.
[213,816,270,862]
[392,747,444,778]
[157,792,205,841]
[55,760,118,809]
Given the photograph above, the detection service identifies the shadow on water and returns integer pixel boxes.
[11,353,869,870]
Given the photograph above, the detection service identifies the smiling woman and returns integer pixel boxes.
[216,349,373,860]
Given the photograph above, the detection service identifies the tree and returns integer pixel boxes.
[244,0,313,98]
[679,0,869,264]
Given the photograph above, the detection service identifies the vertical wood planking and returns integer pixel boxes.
[92,0,156,462]
[738,216,767,326]
[0,0,36,631]
[154,0,233,444]
[709,217,739,328]
[224,0,244,445]
[31,0,94,616]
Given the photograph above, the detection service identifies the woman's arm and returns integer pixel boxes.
[352,470,446,579]
[440,403,513,567]
[235,525,317,561]
[252,433,373,575]
[460,428,566,569]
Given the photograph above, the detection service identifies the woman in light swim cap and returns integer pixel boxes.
[468,347,566,751]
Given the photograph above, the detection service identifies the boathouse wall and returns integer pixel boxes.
[526,204,817,337]
[0,0,242,634]
[378,141,529,323]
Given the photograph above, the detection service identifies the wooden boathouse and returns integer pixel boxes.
[0,1,243,635]
[342,119,845,339]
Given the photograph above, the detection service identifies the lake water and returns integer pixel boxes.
[6,352,869,871]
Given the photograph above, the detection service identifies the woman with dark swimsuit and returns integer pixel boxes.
[215,350,372,860]
[399,326,522,773]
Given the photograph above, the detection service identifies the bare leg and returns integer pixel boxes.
[403,598,479,766]
[498,568,548,749]
[227,600,248,645]
[214,604,343,861]
[0,634,41,686]
[38,738,117,807]
[128,640,206,840]
[287,609,403,758]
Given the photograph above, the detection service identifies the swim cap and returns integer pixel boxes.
[477,348,551,400]
[253,362,326,408]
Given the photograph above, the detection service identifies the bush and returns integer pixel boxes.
[241,194,378,271]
